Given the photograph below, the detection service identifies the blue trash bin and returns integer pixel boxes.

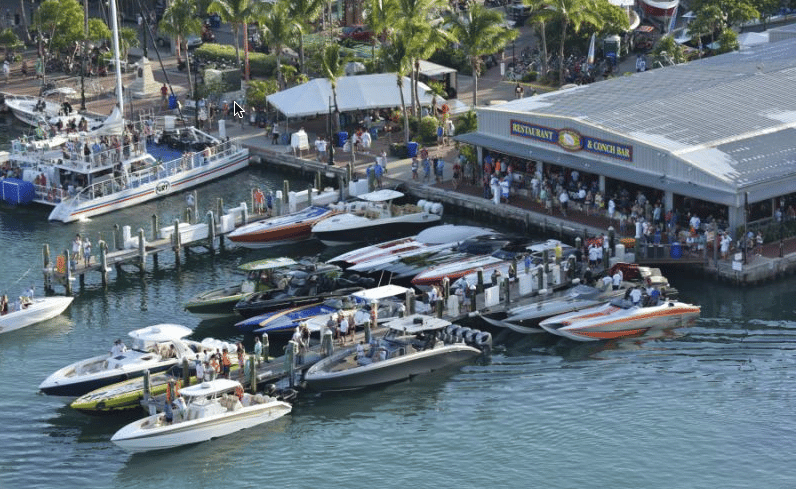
[168,95,177,110]
[336,131,348,148]
[670,242,682,259]
[370,127,378,140]
[407,142,418,157]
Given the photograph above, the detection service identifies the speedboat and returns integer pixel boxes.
[539,297,700,342]
[303,314,491,392]
[311,190,443,246]
[184,257,298,319]
[235,284,413,335]
[39,324,236,397]
[111,379,291,452]
[227,206,339,248]
[3,93,64,127]
[0,296,73,334]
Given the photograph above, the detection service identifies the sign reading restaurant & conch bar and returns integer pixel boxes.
[510,120,633,162]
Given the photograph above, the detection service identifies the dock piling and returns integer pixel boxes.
[321,329,334,357]
[113,224,121,250]
[262,333,269,363]
[99,240,108,285]
[151,214,159,241]
[283,180,290,207]
[477,268,484,293]
[249,356,256,392]
[285,340,297,388]
[503,277,511,304]
[207,211,216,253]
[173,219,182,266]
[182,357,190,386]
[64,249,72,295]
[406,289,416,315]
[42,244,51,291]
[137,229,147,274]
[307,184,313,207]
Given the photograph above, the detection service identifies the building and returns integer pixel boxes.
[457,36,796,236]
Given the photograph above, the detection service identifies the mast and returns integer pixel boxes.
[109,0,125,117]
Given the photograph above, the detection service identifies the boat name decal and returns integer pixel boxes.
[155,180,171,195]
[509,120,633,162]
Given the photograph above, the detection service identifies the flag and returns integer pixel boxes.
[667,6,678,34]
[587,33,596,66]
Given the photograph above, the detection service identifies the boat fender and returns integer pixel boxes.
[417,199,428,209]
[474,331,492,349]
[445,324,458,336]
[456,327,473,342]
[464,329,479,344]
[430,202,443,216]
[539,288,549,295]
[571,278,580,285]
[423,201,433,213]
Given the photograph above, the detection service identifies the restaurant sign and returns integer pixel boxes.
[510,120,633,162]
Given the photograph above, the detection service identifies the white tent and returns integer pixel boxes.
[738,31,769,48]
[266,73,437,119]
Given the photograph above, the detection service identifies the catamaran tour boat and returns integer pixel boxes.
[39,324,237,397]
[311,190,443,246]
[539,297,700,342]
[227,206,339,248]
[0,296,73,334]
[303,314,491,392]
[183,257,298,319]
[111,378,292,452]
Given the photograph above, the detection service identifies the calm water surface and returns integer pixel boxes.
[1,132,795,488]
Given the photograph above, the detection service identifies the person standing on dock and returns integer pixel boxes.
[254,336,263,366]
[2,60,9,84]
[83,237,92,266]
[71,234,82,271]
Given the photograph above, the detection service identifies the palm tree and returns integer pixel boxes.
[545,0,600,85]
[380,34,412,144]
[447,3,517,106]
[160,0,201,106]
[208,0,258,77]
[287,0,324,74]
[364,0,396,61]
[523,0,555,79]
[257,1,294,90]
[318,43,348,133]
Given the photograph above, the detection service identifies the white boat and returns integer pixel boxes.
[539,297,700,342]
[39,324,236,396]
[0,296,73,334]
[111,378,291,452]
[227,206,339,248]
[639,0,679,24]
[3,94,62,127]
[303,314,490,392]
[311,190,443,246]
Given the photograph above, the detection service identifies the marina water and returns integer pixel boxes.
[2,135,796,487]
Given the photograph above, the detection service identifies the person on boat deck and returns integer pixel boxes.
[110,339,126,357]
[612,269,623,290]
[195,358,204,383]
[24,285,34,300]
[629,287,643,306]
[165,344,177,359]
[236,342,245,380]
[1,295,8,315]
[221,348,232,378]
[209,354,220,379]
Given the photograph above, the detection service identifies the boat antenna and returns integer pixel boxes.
[108,0,125,118]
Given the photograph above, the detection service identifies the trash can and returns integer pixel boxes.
[370,127,378,140]
[670,242,682,259]
[656,245,664,259]
[168,94,177,110]
[407,142,418,157]
[336,131,348,148]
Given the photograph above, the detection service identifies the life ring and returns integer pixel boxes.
[234,384,244,400]
[440,104,450,114]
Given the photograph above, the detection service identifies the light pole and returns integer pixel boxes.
[327,95,334,165]
[193,60,199,127]
[81,0,88,111]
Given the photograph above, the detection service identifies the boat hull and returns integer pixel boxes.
[0,296,73,334]
[228,206,335,248]
[312,215,442,246]
[40,361,177,397]
[184,285,249,319]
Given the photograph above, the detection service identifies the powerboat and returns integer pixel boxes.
[311,190,443,246]
[183,257,298,319]
[539,297,700,342]
[303,314,491,392]
[235,284,413,336]
[0,296,73,334]
[233,263,377,319]
[111,379,291,452]
[3,94,61,127]
[39,324,237,397]
[327,225,494,269]
[227,206,339,248]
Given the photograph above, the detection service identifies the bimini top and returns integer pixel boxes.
[351,284,409,301]
[357,189,404,202]
[128,324,193,342]
[180,379,241,398]
[383,314,452,333]
[238,257,297,271]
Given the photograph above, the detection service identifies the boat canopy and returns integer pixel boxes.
[128,324,193,342]
[180,379,241,398]
[351,284,409,301]
[239,257,297,271]
[357,189,404,202]
[383,314,452,333]
[90,105,124,136]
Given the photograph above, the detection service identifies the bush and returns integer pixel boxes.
[522,71,537,83]
[194,44,277,78]
[418,116,439,144]
[390,143,408,158]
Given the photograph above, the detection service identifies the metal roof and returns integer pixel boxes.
[476,37,796,194]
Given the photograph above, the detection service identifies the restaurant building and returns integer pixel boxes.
[457,36,796,235]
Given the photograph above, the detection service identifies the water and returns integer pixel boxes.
[2,152,796,488]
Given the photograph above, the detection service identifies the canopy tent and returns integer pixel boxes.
[738,31,769,47]
[266,73,437,119]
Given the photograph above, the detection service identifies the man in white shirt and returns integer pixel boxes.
[559,191,569,216]
[339,316,349,345]
[629,287,642,306]
[612,269,623,290]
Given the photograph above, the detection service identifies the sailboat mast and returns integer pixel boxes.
[109,0,125,117]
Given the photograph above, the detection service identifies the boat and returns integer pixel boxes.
[183,257,298,319]
[311,190,443,246]
[639,0,679,25]
[539,297,700,342]
[233,263,377,319]
[234,284,413,335]
[111,378,291,452]
[2,89,103,129]
[0,296,73,334]
[303,314,491,392]
[39,324,237,397]
[327,225,494,269]
[227,205,339,248]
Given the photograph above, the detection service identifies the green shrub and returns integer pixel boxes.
[418,116,439,144]
[522,71,537,83]
[194,44,277,78]
[390,143,408,158]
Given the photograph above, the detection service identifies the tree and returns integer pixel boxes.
[379,34,412,143]
[87,18,111,43]
[651,34,686,65]
[523,0,556,80]
[688,5,723,53]
[546,0,601,85]
[0,29,23,60]
[246,79,279,109]
[447,3,517,106]
[160,0,202,64]
[118,27,140,64]
[715,27,739,54]
[364,0,396,61]
[208,0,259,77]
[287,0,324,74]
[690,0,759,28]
[257,1,294,90]
[317,43,348,134]
[33,0,84,56]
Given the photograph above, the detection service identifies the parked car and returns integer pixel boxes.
[156,34,203,50]
[339,25,373,42]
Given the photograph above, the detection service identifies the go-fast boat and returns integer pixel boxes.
[227,206,339,248]
[0,296,73,334]
[539,297,700,342]
[111,379,291,452]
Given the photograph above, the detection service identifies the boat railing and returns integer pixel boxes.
[58,141,148,172]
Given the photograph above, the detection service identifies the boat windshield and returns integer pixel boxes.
[609,298,634,309]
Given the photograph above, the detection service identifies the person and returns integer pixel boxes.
[209,354,220,378]
[636,55,645,72]
[0,295,7,315]
[559,190,569,216]
[110,339,122,356]
[436,124,444,145]
[20,59,27,78]
[435,158,444,184]
[253,187,265,214]
[422,156,431,183]
[648,285,661,306]
[374,159,384,189]
[755,231,763,256]
[24,285,34,300]
[71,234,82,271]
[720,232,731,260]
[411,157,419,180]
[515,83,524,99]
[236,343,246,380]
[254,336,264,365]
[361,128,372,150]
[601,274,613,290]
[271,122,280,144]
[2,60,9,84]
[35,56,43,79]
[221,348,231,378]
[629,286,642,306]
[452,159,461,190]
[612,269,622,290]
[326,314,338,340]
[583,266,594,285]
[195,358,204,383]
[160,84,168,109]
[445,119,455,145]
[82,237,92,265]
[339,314,349,345]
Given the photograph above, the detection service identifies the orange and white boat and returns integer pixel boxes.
[539,297,699,342]
[228,206,337,248]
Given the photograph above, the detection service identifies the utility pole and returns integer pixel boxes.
[81,0,88,111]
